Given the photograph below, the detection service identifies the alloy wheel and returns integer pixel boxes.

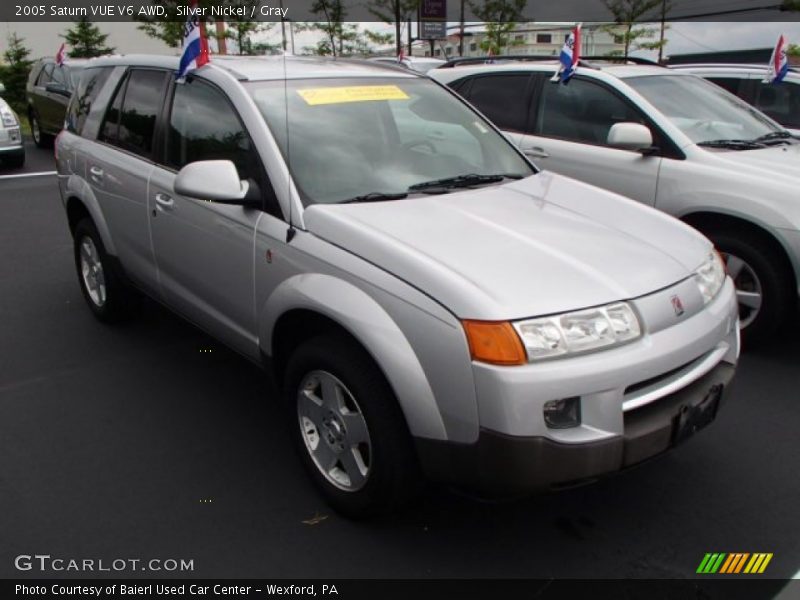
[79,236,107,307]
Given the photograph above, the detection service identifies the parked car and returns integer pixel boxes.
[57,55,738,516]
[671,63,800,136]
[26,57,87,147]
[431,58,800,343]
[0,83,25,168]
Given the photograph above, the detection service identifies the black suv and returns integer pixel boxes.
[26,58,86,147]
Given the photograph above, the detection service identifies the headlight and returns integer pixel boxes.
[694,251,726,304]
[513,302,641,361]
[0,107,17,128]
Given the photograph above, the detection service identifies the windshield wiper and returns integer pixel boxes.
[750,131,795,145]
[408,173,524,192]
[697,139,766,150]
[341,192,408,204]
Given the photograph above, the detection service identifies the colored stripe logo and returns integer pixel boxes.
[697,553,773,574]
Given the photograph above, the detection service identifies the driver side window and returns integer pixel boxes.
[533,77,645,147]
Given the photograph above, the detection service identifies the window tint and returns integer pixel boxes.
[463,74,531,132]
[534,77,644,146]
[755,81,800,130]
[166,79,256,181]
[66,67,112,135]
[116,70,167,157]
[50,65,67,86]
[706,77,744,97]
[99,73,126,144]
[36,64,53,86]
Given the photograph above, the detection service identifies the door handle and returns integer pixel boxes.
[523,146,550,159]
[89,166,104,182]
[154,192,175,211]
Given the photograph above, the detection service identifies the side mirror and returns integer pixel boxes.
[45,82,70,96]
[0,83,5,95]
[607,122,654,153]
[174,160,255,206]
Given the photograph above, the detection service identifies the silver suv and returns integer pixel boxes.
[57,55,739,516]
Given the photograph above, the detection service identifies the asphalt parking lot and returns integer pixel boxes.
[1,140,798,584]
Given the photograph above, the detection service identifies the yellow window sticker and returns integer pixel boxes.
[297,85,410,106]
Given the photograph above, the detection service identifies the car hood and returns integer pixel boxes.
[303,172,711,320]
[703,142,800,185]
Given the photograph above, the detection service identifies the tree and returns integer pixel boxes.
[63,17,115,58]
[602,0,666,60]
[788,44,800,57]
[137,0,214,48]
[468,0,527,56]
[224,1,277,55]
[368,0,419,56]
[0,33,33,114]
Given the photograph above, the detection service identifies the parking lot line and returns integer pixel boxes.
[0,171,57,181]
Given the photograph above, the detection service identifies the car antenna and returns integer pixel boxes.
[283,50,296,243]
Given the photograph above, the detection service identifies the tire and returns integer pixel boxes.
[706,228,796,346]
[284,334,422,518]
[4,151,25,169]
[29,110,53,148]
[73,218,141,323]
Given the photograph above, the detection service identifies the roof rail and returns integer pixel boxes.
[438,55,563,69]
[579,55,664,67]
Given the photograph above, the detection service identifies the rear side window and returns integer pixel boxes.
[99,69,168,158]
[66,67,112,135]
[36,64,53,86]
[461,74,531,132]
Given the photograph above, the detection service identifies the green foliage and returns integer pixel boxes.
[788,43,800,57]
[224,1,277,55]
[368,0,418,54]
[137,0,215,48]
[298,1,392,56]
[0,33,33,114]
[602,0,669,59]
[63,17,115,58]
[468,0,527,55]
[782,0,800,10]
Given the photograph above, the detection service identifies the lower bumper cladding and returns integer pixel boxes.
[415,362,735,495]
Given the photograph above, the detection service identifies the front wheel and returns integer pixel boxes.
[284,334,422,518]
[706,229,796,345]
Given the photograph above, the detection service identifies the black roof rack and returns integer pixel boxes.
[438,55,564,69]
[579,55,664,67]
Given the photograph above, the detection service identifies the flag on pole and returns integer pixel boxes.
[177,0,210,81]
[764,34,789,84]
[55,43,66,67]
[552,23,581,84]
[397,47,405,64]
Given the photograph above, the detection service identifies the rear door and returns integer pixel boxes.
[453,72,533,148]
[519,74,662,205]
[85,68,168,294]
[148,77,278,357]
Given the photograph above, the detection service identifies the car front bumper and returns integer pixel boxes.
[416,276,739,494]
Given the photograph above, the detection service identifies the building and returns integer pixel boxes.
[418,24,624,60]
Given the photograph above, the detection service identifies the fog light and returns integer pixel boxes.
[543,397,581,429]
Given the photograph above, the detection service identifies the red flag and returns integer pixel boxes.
[55,43,66,66]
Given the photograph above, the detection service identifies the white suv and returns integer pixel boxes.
[431,59,800,343]
[671,63,800,136]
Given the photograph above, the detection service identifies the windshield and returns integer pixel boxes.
[626,74,783,145]
[246,77,533,205]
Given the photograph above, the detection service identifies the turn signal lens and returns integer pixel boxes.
[463,320,527,366]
